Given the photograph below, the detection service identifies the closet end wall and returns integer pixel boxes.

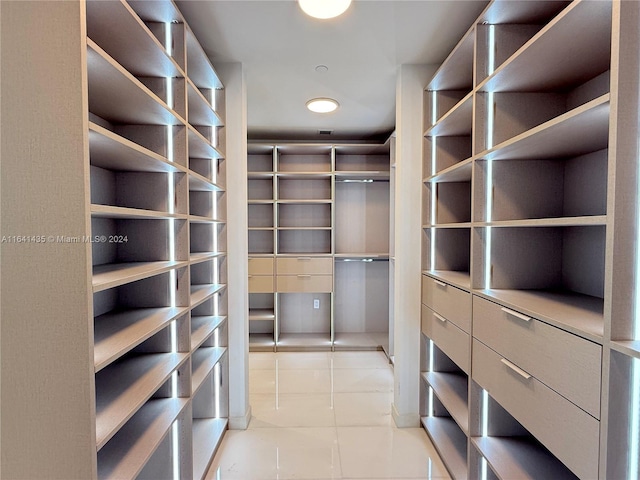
[247,142,392,351]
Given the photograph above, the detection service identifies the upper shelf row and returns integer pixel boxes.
[426,0,611,126]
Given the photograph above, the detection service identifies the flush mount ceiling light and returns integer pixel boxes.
[298,0,352,19]
[306,98,339,113]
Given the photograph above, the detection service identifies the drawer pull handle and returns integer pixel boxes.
[501,307,531,322]
[297,274,311,278]
[433,313,447,323]
[434,280,447,288]
[297,257,312,261]
[248,275,253,278]
[500,358,532,380]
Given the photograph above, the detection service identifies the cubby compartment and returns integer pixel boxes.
[248,177,274,201]
[476,80,610,153]
[248,145,275,173]
[248,203,274,228]
[109,124,188,168]
[277,229,332,255]
[190,222,226,256]
[91,168,181,215]
[249,293,276,350]
[334,145,390,173]
[277,176,332,201]
[423,228,471,283]
[478,225,605,338]
[433,182,471,225]
[190,258,226,308]
[333,259,389,349]
[475,150,608,223]
[93,271,190,372]
[424,136,472,177]
[91,217,188,273]
[278,203,332,228]
[335,180,389,255]
[97,399,190,480]
[276,145,332,173]
[190,158,225,189]
[277,293,332,349]
[248,230,275,255]
[190,190,225,220]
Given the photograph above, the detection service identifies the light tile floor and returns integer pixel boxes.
[205,351,451,480]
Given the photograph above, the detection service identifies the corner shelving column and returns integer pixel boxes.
[333,143,391,350]
[247,144,277,351]
[420,22,474,480]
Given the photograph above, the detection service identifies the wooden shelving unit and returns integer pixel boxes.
[419,1,640,479]
[247,142,391,351]
[2,1,234,477]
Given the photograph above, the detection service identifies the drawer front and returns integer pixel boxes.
[276,274,333,293]
[421,276,471,333]
[473,296,601,418]
[472,339,599,480]
[248,257,274,275]
[421,304,470,374]
[248,275,274,293]
[276,257,333,275]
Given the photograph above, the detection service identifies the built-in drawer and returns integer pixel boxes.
[248,275,274,293]
[276,257,333,275]
[421,304,470,374]
[248,257,274,275]
[276,274,333,293]
[472,339,599,480]
[421,275,471,333]
[473,296,601,419]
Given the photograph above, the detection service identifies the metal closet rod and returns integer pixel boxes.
[334,179,388,183]
[335,257,388,262]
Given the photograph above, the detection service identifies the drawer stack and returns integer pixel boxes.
[248,257,275,293]
[471,296,601,479]
[276,257,333,293]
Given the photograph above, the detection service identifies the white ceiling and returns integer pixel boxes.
[176,0,488,141]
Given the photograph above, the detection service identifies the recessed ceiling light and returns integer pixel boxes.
[306,98,339,113]
[298,0,352,19]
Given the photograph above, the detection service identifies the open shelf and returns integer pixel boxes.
[189,171,224,192]
[187,125,224,159]
[87,40,183,126]
[249,309,276,321]
[184,28,223,89]
[478,1,611,93]
[89,122,184,173]
[472,436,578,480]
[95,352,188,449]
[191,316,227,351]
[425,93,473,137]
[425,159,472,184]
[86,0,183,79]
[482,95,609,161]
[422,372,469,434]
[93,261,184,292]
[426,31,474,92]
[192,347,227,396]
[421,417,468,480]
[94,307,187,372]
[97,398,189,480]
[187,80,223,127]
[610,340,640,360]
[192,418,228,480]
[190,284,225,308]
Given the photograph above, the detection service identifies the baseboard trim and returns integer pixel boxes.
[229,405,252,430]
[391,403,420,428]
